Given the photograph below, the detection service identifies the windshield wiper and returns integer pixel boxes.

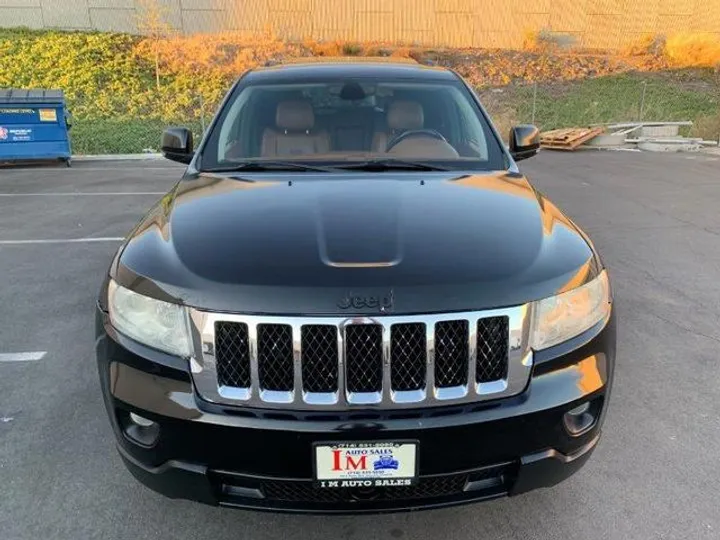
[203,161,338,173]
[332,159,451,172]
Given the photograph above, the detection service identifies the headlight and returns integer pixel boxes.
[531,271,611,350]
[108,280,192,357]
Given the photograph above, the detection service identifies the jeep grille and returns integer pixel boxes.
[190,306,532,410]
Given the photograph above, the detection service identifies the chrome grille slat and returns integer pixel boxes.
[190,306,533,411]
[381,323,392,403]
[247,323,260,400]
[467,320,477,392]
[290,321,304,405]
[337,322,346,404]
[425,321,436,398]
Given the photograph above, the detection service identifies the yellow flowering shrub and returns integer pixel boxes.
[0,29,154,118]
[665,33,720,68]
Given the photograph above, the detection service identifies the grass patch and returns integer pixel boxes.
[691,113,720,141]
[342,43,363,56]
[482,70,719,137]
[70,118,203,155]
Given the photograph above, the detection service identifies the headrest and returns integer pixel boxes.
[387,100,424,130]
[276,100,315,131]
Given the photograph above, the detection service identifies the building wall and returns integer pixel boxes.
[1,0,719,49]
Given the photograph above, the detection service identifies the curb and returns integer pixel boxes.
[72,153,163,161]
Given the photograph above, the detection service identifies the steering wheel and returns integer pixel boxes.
[385,129,448,151]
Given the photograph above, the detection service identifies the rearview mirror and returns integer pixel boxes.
[509,125,540,162]
[161,127,194,164]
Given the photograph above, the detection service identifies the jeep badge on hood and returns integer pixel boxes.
[337,292,394,312]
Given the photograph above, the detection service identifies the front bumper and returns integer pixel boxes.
[96,308,615,513]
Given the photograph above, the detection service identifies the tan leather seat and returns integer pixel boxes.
[371,100,424,153]
[261,100,330,157]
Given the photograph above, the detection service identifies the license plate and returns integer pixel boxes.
[314,441,418,488]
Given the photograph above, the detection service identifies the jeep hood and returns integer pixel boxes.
[113,172,600,314]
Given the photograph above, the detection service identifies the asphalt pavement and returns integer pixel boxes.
[1,151,719,540]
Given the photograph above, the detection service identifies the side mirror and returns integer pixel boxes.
[509,124,540,162]
[161,127,194,164]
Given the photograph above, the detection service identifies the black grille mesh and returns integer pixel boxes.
[434,320,469,387]
[345,324,383,393]
[301,325,338,393]
[390,323,427,391]
[214,317,509,396]
[257,324,294,391]
[261,475,469,503]
[215,322,251,387]
[476,316,509,383]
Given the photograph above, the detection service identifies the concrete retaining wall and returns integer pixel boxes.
[1,0,719,49]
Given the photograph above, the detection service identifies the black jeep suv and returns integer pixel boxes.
[95,60,615,513]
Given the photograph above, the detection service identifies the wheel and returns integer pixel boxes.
[385,129,448,151]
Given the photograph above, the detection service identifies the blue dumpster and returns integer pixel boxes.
[0,88,72,166]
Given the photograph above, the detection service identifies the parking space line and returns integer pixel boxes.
[0,237,123,245]
[0,192,165,197]
[1,167,178,172]
[0,352,46,362]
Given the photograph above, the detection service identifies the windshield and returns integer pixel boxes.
[199,76,506,172]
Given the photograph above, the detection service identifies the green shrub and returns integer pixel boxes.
[0,29,216,153]
[342,43,363,56]
[70,118,203,155]
[0,30,153,118]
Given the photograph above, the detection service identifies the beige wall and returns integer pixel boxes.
[1,0,719,49]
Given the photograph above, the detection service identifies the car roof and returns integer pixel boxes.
[245,59,458,83]
[281,56,421,65]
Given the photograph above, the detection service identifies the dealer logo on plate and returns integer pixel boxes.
[0,126,8,140]
[315,442,417,488]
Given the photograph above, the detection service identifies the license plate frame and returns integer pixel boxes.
[313,440,419,488]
